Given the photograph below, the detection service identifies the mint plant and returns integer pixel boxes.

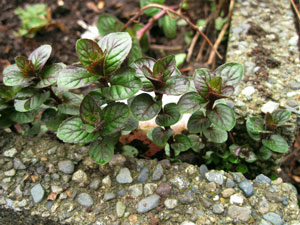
[1,45,64,129]
[15,3,51,38]
[0,31,291,174]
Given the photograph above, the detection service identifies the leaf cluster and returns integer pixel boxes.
[15,3,50,38]
[0,31,291,171]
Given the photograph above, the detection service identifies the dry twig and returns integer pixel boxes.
[291,0,300,22]
[121,3,222,60]
[206,0,235,65]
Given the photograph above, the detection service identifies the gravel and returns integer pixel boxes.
[30,184,45,203]
[58,160,74,174]
[136,194,160,213]
[77,193,93,207]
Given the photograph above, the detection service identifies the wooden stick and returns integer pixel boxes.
[291,0,300,22]
[121,3,223,60]
[187,32,200,62]
[206,0,235,65]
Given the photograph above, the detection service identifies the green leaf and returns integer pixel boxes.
[123,116,139,133]
[9,110,38,124]
[102,102,130,135]
[153,55,176,81]
[272,109,291,126]
[259,146,272,160]
[97,14,123,36]
[214,62,243,87]
[207,104,235,131]
[175,53,186,67]
[152,127,174,146]
[188,134,205,152]
[0,85,21,100]
[140,0,165,16]
[101,68,142,100]
[244,152,257,163]
[127,33,143,65]
[76,39,104,68]
[58,104,80,115]
[156,103,180,126]
[80,93,102,125]
[246,116,267,141]
[60,90,83,105]
[57,66,99,89]
[177,92,207,113]
[236,164,248,174]
[3,64,32,87]
[161,14,176,38]
[36,63,65,88]
[131,58,155,91]
[193,68,211,97]
[41,108,67,131]
[203,126,228,143]
[89,137,114,165]
[171,134,191,153]
[122,145,139,158]
[130,93,162,121]
[24,91,50,111]
[0,114,13,128]
[57,117,99,144]
[162,76,190,95]
[15,56,35,77]
[262,135,289,153]
[28,44,52,71]
[98,32,132,74]
[187,110,211,133]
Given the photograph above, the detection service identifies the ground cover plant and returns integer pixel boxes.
[0,28,291,178]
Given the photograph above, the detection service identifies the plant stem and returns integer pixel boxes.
[155,92,175,158]
[121,3,222,60]
[135,6,178,40]
[47,87,62,105]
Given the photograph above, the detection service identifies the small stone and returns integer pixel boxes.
[89,178,101,190]
[287,100,299,108]
[205,172,224,185]
[164,199,178,209]
[137,194,160,213]
[178,191,194,204]
[3,148,18,157]
[258,197,269,214]
[282,196,289,206]
[231,172,246,183]
[4,169,16,177]
[205,182,217,192]
[77,193,93,207]
[137,167,149,183]
[31,184,45,203]
[261,101,279,114]
[13,158,26,170]
[255,174,272,184]
[104,192,116,201]
[180,222,196,225]
[72,170,88,183]
[199,196,212,208]
[144,183,158,196]
[116,201,126,217]
[51,185,63,194]
[265,192,282,203]
[152,164,164,181]
[185,165,197,175]
[222,188,235,198]
[226,178,235,188]
[199,164,208,175]
[102,175,111,188]
[228,205,251,222]
[58,160,74,174]
[263,212,282,225]
[170,176,189,190]
[156,182,172,198]
[116,168,133,184]
[239,180,254,197]
[289,81,300,90]
[109,154,126,166]
[128,184,143,197]
[230,194,244,204]
[242,86,256,96]
[212,204,224,214]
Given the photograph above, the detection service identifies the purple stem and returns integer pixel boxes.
[136,5,179,40]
